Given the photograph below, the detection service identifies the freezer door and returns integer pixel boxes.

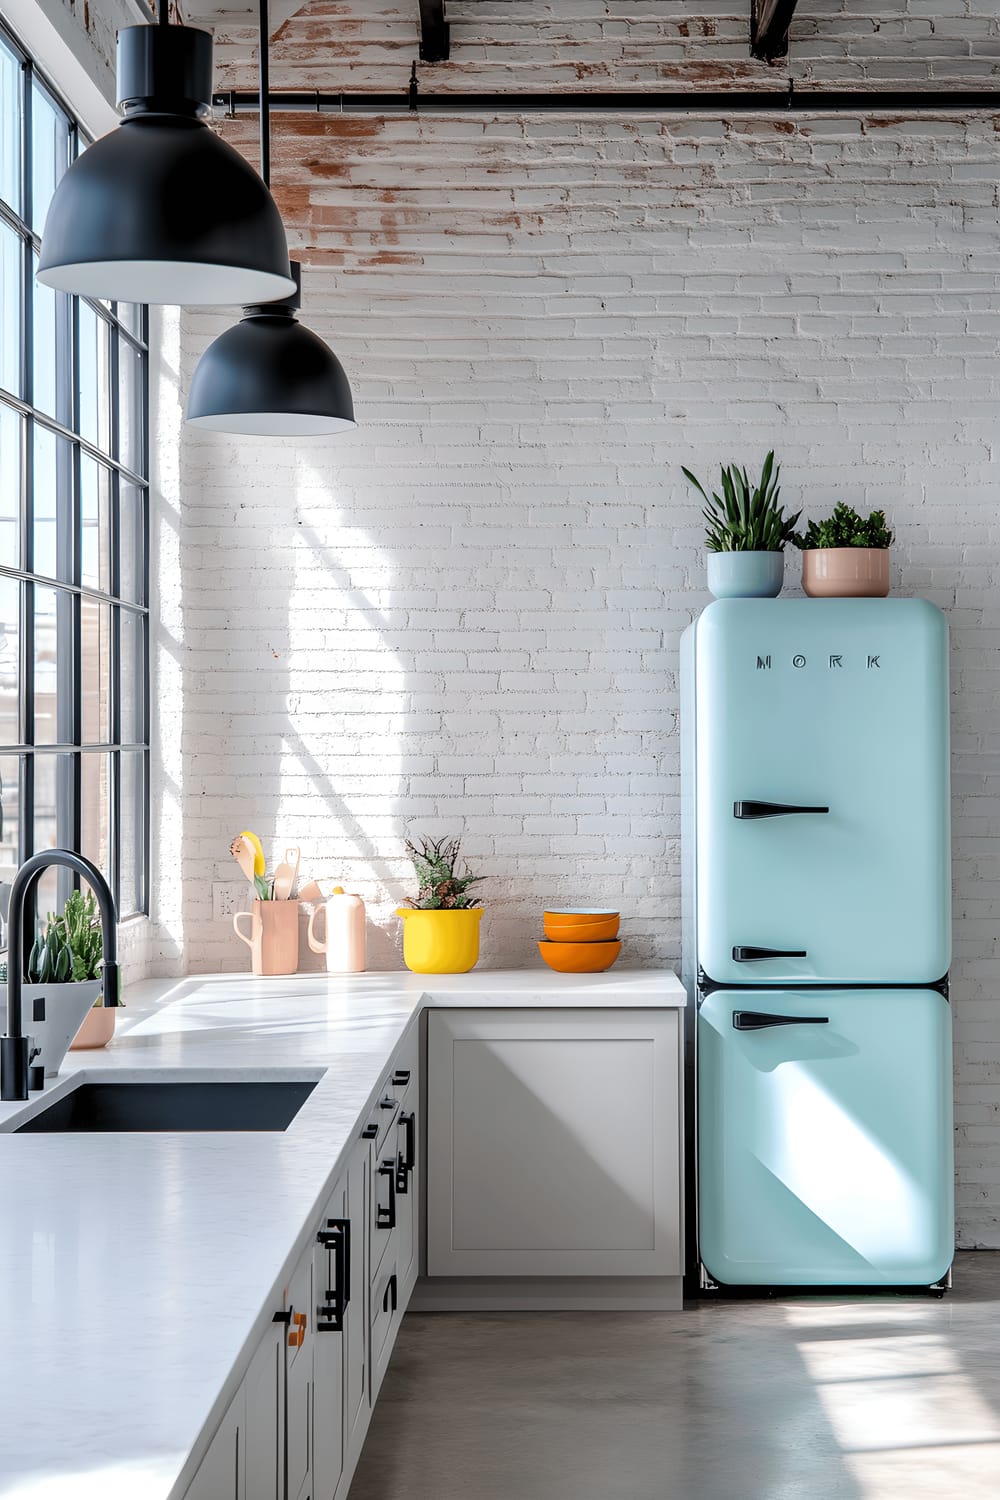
[698,988,954,1287]
[694,598,950,985]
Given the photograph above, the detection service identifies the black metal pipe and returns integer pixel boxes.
[258,0,270,185]
[212,85,1000,118]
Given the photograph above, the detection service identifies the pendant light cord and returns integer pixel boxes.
[158,0,169,28]
[259,0,271,186]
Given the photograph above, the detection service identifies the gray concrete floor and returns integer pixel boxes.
[350,1253,1000,1499]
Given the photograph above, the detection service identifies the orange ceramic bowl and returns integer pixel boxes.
[538,939,622,974]
[544,914,620,943]
[544,908,619,925]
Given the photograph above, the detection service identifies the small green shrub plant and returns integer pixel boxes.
[794,503,893,550]
[683,451,801,553]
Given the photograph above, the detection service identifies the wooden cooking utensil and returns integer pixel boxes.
[230,837,257,887]
[272,846,300,902]
[297,879,323,903]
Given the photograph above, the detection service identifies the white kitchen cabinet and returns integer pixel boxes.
[427,1008,682,1277]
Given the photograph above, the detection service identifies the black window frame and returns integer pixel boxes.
[0,18,150,920]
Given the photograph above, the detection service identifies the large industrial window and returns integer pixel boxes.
[0,22,149,919]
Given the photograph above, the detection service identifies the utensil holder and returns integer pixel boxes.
[233,899,300,976]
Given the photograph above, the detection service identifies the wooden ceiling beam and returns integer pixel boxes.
[750,0,800,63]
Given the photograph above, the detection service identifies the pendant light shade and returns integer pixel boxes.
[186,264,356,435]
[36,24,295,307]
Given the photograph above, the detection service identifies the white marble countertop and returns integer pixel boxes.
[0,967,684,1500]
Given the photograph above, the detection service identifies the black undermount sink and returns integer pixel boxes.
[15,1078,318,1133]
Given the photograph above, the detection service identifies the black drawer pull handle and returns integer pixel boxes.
[382,1273,398,1314]
[316,1217,350,1331]
[395,1112,415,1193]
[732,945,807,962]
[392,1069,410,1086]
[734,801,830,819]
[361,1122,378,1140]
[379,1094,397,1111]
[733,1011,829,1031]
[377,1158,396,1230]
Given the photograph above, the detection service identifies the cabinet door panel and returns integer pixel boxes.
[427,1009,681,1277]
[343,1139,370,1466]
[314,1177,347,1500]
[185,1385,244,1500]
[245,1324,283,1500]
[285,1250,313,1500]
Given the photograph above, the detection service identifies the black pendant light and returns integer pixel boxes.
[185,0,356,435]
[186,263,355,434]
[36,1,294,306]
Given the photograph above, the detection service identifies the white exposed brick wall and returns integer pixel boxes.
[163,7,1000,1243]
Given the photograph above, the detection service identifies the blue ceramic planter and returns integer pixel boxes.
[706,550,784,599]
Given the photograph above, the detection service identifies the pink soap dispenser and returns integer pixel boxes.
[308,886,366,973]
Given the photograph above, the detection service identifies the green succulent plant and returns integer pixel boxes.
[683,451,801,553]
[793,503,894,550]
[23,889,104,985]
[404,836,485,910]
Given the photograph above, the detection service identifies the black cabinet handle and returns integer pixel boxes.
[732,945,807,962]
[316,1217,351,1332]
[379,1094,397,1111]
[395,1112,416,1193]
[733,1011,829,1031]
[377,1158,396,1230]
[382,1273,398,1314]
[400,1110,415,1169]
[734,801,830,819]
[361,1122,378,1140]
[392,1069,411,1087]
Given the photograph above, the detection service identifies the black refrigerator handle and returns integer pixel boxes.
[733,1011,829,1031]
[734,801,830,819]
[732,945,807,962]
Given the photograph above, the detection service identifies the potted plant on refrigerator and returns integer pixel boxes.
[793,503,894,598]
[683,451,801,599]
[2,889,113,1074]
[396,836,485,974]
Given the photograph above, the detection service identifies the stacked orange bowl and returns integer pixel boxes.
[538,909,622,973]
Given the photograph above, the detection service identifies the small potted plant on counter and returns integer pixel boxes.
[794,503,894,598]
[396,836,485,974]
[4,890,112,1073]
[683,451,801,600]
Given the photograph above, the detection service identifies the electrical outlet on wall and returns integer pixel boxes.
[213,882,249,922]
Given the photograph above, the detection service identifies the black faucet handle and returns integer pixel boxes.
[101,962,121,1007]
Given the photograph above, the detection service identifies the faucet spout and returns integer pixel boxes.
[1,851,119,1102]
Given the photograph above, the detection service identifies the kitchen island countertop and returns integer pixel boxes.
[0,967,684,1500]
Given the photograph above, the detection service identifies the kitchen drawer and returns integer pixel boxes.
[370,1254,399,1401]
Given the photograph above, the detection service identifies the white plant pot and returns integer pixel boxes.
[20,979,103,1077]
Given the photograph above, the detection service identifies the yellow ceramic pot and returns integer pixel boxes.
[396,908,483,973]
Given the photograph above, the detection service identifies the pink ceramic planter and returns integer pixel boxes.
[801,547,890,598]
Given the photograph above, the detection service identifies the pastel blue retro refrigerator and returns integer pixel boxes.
[681,598,954,1288]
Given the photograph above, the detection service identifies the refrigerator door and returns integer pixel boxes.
[694,598,950,985]
[698,988,954,1286]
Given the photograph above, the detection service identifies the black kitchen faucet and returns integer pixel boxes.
[1,851,120,1102]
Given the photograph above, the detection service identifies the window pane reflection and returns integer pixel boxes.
[0,574,19,746]
[34,584,72,745]
[0,754,20,878]
[80,595,110,744]
[80,456,111,593]
[0,404,21,569]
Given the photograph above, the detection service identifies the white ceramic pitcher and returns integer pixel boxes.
[307,887,366,973]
